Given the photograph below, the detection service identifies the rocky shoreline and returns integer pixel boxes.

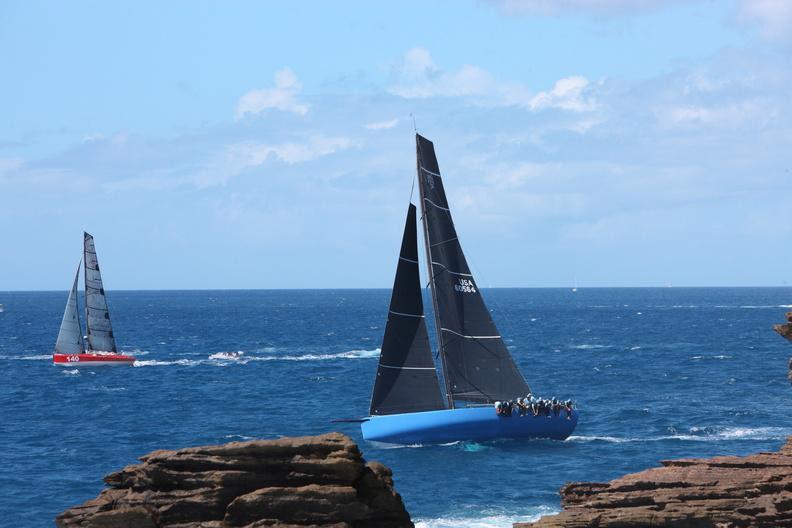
[56,432,412,528]
[516,437,792,527]
[773,311,792,381]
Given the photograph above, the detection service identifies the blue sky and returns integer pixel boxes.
[2,0,791,290]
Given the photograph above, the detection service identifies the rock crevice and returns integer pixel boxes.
[56,433,413,528]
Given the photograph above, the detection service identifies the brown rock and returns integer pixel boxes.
[56,433,412,528]
[517,437,792,528]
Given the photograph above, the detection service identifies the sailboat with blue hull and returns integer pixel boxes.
[361,134,578,445]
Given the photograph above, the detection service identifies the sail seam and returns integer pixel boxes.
[423,198,450,211]
[441,328,501,339]
[431,261,472,277]
[399,256,419,264]
[420,166,442,178]
[389,310,424,318]
[430,237,458,248]
[379,364,436,370]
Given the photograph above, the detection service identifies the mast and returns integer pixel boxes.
[416,134,454,408]
[83,232,117,353]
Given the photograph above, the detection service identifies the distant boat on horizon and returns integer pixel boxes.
[572,275,578,293]
[52,232,135,367]
[360,134,578,445]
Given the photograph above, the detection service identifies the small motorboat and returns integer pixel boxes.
[53,232,135,367]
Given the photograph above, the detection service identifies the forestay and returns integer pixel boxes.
[369,204,446,415]
[83,232,117,353]
[416,134,531,404]
[54,262,85,355]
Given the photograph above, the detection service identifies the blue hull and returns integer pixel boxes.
[361,406,578,445]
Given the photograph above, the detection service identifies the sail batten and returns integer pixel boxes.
[83,232,117,353]
[416,134,531,404]
[54,262,85,355]
[369,204,446,416]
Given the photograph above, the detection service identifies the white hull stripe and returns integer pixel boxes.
[389,310,424,318]
[420,166,442,178]
[431,261,473,277]
[424,198,450,211]
[441,327,501,339]
[399,256,419,264]
[379,363,436,370]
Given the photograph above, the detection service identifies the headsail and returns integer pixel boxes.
[84,232,117,352]
[369,204,446,416]
[416,134,531,404]
[54,262,85,355]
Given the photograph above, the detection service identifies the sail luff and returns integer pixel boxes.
[416,136,454,409]
[83,232,117,353]
[369,204,446,416]
[54,262,85,355]
[415,134,531,404]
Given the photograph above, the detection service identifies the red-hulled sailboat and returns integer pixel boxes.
[53,232,134,367]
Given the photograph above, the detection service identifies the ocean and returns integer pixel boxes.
[2,288,791,527]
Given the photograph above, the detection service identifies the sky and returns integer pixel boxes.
[1,0,792,290]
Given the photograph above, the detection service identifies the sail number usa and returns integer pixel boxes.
[454,278,477,294]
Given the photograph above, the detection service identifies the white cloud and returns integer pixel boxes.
[658,100,777,129]
[389,48,596,114]
[528,76,596,112]
[738,0,792,44]
[364,118,400,130]
[105,136,353,191]
[389,48,496,99]
[235,68,309,119]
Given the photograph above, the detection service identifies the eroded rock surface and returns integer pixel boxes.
[56,433,412,528]
[773,311,792,341]
[518,437,792,528]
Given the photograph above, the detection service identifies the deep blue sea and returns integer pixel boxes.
[2,288,792,527]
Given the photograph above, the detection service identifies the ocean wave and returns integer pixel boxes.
[61,369,80,376]
[568,426,792,444]
[415,507,557,528]
[251,348,380,361]
[133,359,200,367]
[689,355,732,360]
[0,354,51,361]
[570,344,612,350]
[134,348,381,367]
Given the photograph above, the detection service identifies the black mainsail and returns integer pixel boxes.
[369,204,446,416]
[84,232,117,353]
[416,134,531,405]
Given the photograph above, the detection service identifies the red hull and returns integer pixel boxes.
[53,353,135,366]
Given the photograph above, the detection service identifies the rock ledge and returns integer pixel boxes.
[56,432,413,528]
[518,437,792,528]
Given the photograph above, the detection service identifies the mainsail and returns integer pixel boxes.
[416,134,531,404]
[54,262,85,355]
[84,232,117,353]
[370,204,446,415]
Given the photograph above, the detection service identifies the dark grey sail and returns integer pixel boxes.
[416,134,531,404]
[55,262,86,355]
[84,232,117,353]
[369,204,446,416]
